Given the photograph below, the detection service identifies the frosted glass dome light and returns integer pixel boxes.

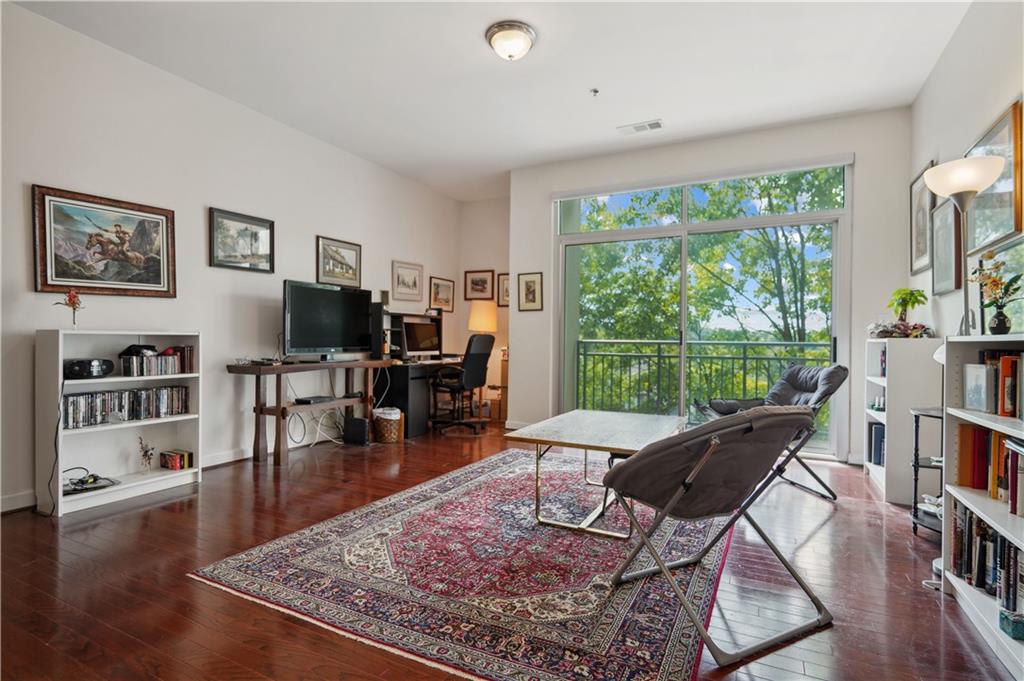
[923,156,1005,199]
[486,21,536,61]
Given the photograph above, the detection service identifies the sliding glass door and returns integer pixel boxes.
[558,164,847,455]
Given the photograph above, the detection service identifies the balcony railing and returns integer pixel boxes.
[575,339,832,424]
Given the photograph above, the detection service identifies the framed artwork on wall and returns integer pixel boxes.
[429,276,455,312]
[931,199,962,296]
[392,260,423,301]
[497,272,510,307]
[964,100,1022,254]
[33,185,176,297]
[316,236,361,288]
[909,162,934,275]
[210,207,274,273]
[518,272,543,311]
[464,269,495,300]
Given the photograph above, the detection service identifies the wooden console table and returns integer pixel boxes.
[227,359,392,466]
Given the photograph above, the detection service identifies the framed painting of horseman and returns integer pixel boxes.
[33,185,176,298]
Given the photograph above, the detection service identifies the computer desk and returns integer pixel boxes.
[378,357,463,438]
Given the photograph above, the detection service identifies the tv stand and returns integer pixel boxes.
[226,359,391,466]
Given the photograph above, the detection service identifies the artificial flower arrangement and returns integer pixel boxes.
[53,289,84,327]
[969,250,1023,334]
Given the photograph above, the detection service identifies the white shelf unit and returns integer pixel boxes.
[861,337,943,503]
[942,335,1024,678]
[35,330,202,517]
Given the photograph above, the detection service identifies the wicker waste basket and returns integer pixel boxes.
[374,407,402,443]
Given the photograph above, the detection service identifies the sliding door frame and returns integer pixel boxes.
[553,162,853,460]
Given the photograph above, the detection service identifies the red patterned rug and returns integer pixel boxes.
[192,449,732,680]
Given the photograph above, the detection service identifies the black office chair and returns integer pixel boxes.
[694,363,848,501]
[432,334,495,434]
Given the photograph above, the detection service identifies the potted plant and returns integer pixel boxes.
[970,251,1023,335]
[886,288,928,323]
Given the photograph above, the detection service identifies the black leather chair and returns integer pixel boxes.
[694,363,849,501]
[432,334,495,434]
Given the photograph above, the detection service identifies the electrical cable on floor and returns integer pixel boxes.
[373,366,391,409]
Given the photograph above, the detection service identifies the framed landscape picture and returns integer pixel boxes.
[464,269,495,300]
[931,199,961,296]
[497,272,510,307]
[33,185,176,297]
[429,276,455,312]
[518,272,543,311]
[392,260,423,301]
[317,236,361,288]
[910,162,934,274]
[964,100,1022,254]
[210,207,274,273]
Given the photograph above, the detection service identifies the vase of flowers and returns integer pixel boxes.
[970,251,1022,335]
[53,289,84,328]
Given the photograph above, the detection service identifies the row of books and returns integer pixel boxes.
[963,350,1024,417]
[121,345,196,376]
[63,386,190,430]
[160,449,194,470]
[868,422,885,465]
[952,500,1023,614]
[956,424,1024,517]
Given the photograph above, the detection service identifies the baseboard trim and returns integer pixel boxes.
[2,489,36,513]
[203,447,251,468]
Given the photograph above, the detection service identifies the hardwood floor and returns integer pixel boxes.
[1,431,1012,681]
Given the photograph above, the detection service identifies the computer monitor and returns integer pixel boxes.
[403,321,440,358]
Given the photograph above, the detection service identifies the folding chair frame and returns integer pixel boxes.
[609,427,833,667]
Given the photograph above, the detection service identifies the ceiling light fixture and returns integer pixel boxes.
[486,21,536,61]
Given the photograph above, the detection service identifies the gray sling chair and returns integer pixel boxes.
[694,364,849,501]
[603,405,833,667]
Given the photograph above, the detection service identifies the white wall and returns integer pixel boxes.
[455,198,510,388]
[909,1,1024,334]
[508,108,914,460]
[1,5,461,508]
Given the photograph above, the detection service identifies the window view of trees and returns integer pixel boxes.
[562,166,842,441]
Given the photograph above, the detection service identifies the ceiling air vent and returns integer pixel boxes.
[617,119,664,136]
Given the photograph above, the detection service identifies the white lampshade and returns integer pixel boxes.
[486,21,536,61]
[923,156,1004,198]
[468,300,498,333]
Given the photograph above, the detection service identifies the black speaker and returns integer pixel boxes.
[370,302,385,360]
[343,416,370,445]
[63,358,115,380]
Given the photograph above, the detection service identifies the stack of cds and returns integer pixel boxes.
[63,386,189,429]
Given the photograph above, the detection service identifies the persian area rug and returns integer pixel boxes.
[191,449,732,681]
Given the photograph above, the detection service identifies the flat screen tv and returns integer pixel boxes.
[403,321,440,358]
[283,280,371,356]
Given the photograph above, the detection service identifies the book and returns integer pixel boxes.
[999,355,1020,417]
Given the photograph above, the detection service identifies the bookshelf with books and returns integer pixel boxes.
[34,330,202,517]
[862,337,943,503]
[943,334,1024,678]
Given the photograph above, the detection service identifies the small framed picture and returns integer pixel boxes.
[497,272,510,307]
[965,100,1022,254]
[392,260,423,301]
[963,363,994,413]
[518,272,543,311]
[210,207,274,273]
[429,276,455,313]
[910,162,934,275]
[33,185,176,297]
[317,236,361,288]
[464,269,495,300]
[931,199,961,296]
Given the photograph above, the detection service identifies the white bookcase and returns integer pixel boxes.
[35,330,202,517]
[862,337,943,504]
[942,334,1024,678]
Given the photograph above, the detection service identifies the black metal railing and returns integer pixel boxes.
[575,339,831,426]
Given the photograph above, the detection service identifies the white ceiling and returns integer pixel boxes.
[23,2,969,201]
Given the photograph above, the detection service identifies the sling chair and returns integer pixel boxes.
[694,363,848,501]
[603,405,832,667]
